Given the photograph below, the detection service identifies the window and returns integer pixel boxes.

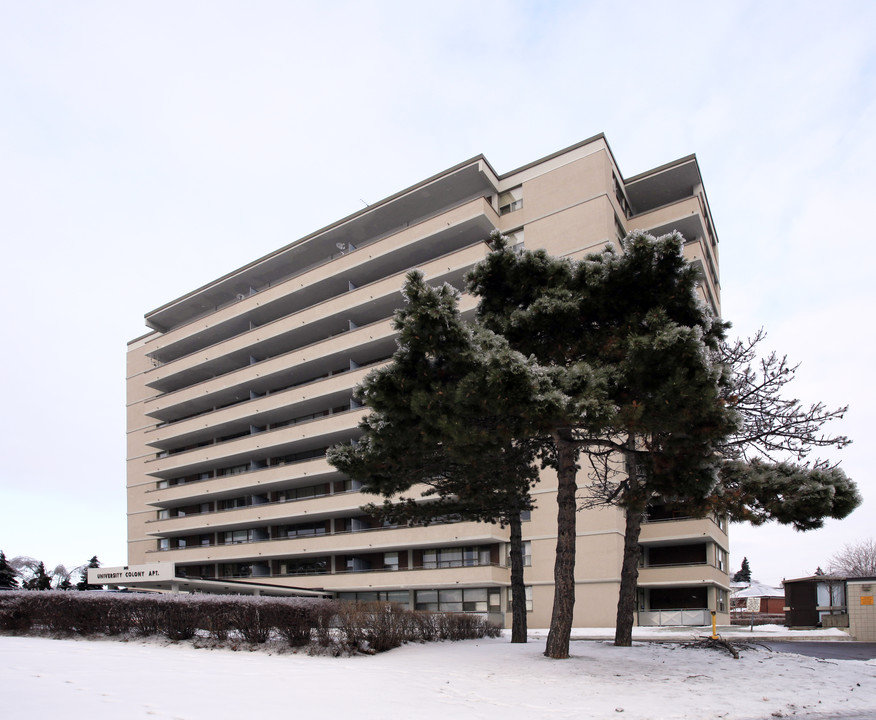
[717,589,728,613]
[338,590,410,608]
[414,587,500,613]
[280,484,330,502]
[223,529,258,544]
[646,543,707,567]
[422,546,493,569]
[613,173,632,218]
[716,547,728,572]
[282,557,328,575]
[506,541,532,567]
[505,229,525,253]
[498,186,523,215]
[508,586,533,612]
[284,521,326,538]
[614,214,627,244]
[220,497,248,511]
[220,562,253,578]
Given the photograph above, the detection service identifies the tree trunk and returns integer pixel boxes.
[544,436,578,659]
[614,495,646,647]
[508,511,528,643]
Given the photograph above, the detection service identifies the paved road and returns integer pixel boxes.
[763,641,876,661]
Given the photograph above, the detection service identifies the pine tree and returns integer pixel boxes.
[328,272,563,643]
[712,461,859,532]
[24,561,51,591]
[0,550,18,589]
[77,556,101,591]
[57,575,73,590]
[733,557,752,583]
[695,332,860,577]
[468,231,736,655]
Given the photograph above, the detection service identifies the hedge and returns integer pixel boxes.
[0,591,500,654]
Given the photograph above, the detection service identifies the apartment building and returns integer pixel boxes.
[126,134,730,627]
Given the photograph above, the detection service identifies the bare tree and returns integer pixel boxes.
[829,539,876,578]
[50,564,73,590]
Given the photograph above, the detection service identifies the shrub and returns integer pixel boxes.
[0,592,33,633]
[0,590,500,651]
[158,596,201,641]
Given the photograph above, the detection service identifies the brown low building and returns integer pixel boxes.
[783,575,848,628]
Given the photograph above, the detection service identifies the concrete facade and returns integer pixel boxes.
[848,579,876,641]
[126,135,730,628]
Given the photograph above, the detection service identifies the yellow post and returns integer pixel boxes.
[711,610,718,639]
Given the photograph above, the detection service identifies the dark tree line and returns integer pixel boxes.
[0,551,101,591]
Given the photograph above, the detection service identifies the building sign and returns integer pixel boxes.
[861,596,874,606]
[88,563,175,585]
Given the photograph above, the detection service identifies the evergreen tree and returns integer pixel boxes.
[0,550,18,589]
[24,561,51,591]
[77,556,101,591]
[733,557,752,583]
[328,272,568,643]
[57,575,73,590]
[697,331,860,580]
[468,231,736,655]
[712,461,859,533]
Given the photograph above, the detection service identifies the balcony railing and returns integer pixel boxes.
[638,608,711,626]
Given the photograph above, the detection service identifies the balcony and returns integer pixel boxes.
[639,516,727,546]
[627,195,720,310]
[144,409,362,480]
[149,520,509,563]
[145,162,496,335]
[144,239,493,394]
[320,564,509,591]
[638,608,711,626]
[144,364,378,452]
[143,317,398,423]
[146,490,366,536]
[637,564,729,588]
[143,457,340,506]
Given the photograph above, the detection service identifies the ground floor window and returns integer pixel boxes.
[507,586,533,613]
[414,587,501,613]
[337,590,410,608]
[717,588,728,613]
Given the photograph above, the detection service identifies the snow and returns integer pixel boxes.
[2,630,875,719]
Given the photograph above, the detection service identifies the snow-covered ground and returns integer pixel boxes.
[2,630,874,720]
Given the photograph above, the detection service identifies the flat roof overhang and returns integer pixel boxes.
[145,160,495,333]
[105,576,331,597]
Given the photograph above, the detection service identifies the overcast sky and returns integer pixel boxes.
[1,1,874,587]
